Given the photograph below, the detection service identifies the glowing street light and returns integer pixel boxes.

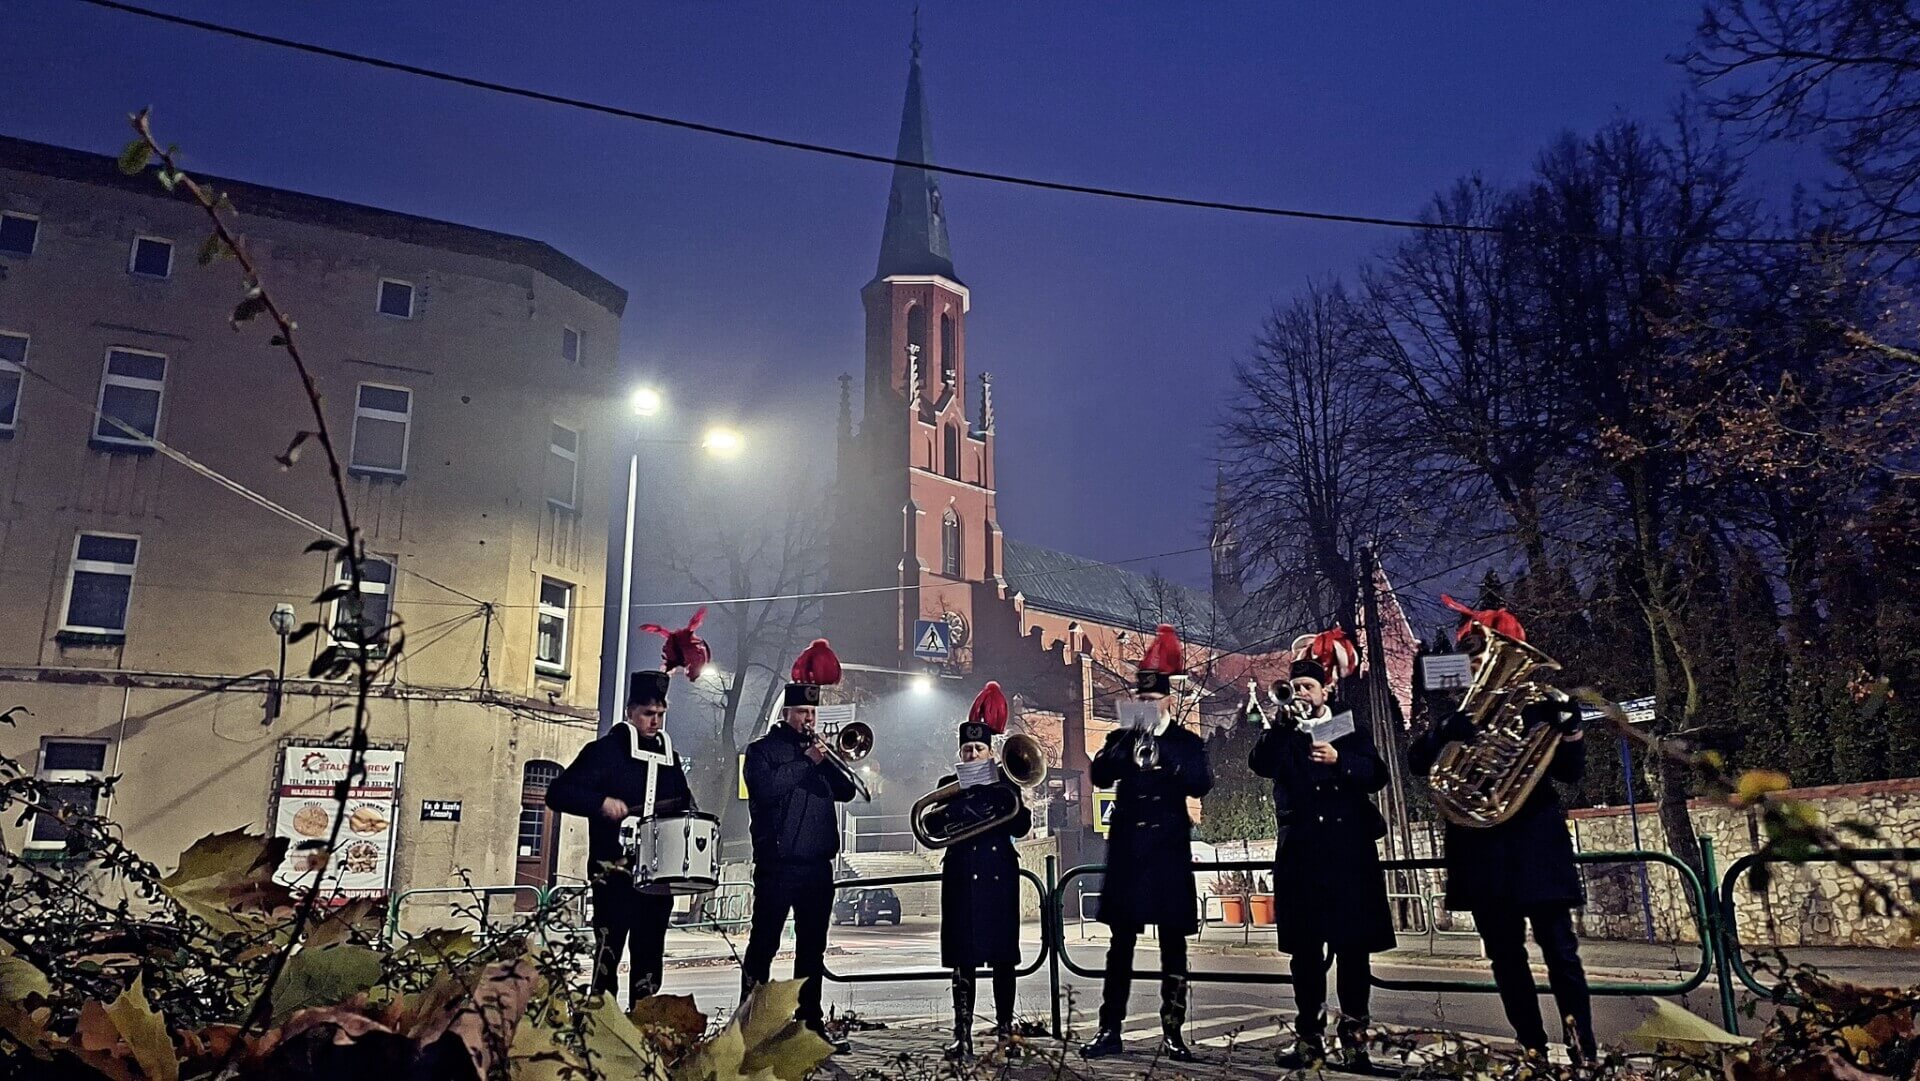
[630,385,663,417]
[911,674,935,695]
[701,426,745,457]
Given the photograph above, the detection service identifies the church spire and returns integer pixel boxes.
[875,20,959,283]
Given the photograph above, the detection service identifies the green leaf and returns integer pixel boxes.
[309,647,345,678]
[389,928,475,967]
[304,538,339,554]
[157,169,179,192]
[117,140,151,176]
[107,974,179,1081]
[269,944,384,1023]
[159,829,295,934]
[196,232,228,266]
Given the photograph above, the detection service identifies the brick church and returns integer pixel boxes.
[822,36,1315,845]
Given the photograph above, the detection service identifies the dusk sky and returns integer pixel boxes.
[3,2,1814,606]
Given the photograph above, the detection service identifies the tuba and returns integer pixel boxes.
[910,734,1046,849]
[1429,627,1565,828]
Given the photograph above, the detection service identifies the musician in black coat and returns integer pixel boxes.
[934,681,1032,1061]
[741,639,857,1053]
[1081,626,1214,1063]
[1252,629,1396,1071]
[546,667,694,1004]
[1408,600,1595,1062]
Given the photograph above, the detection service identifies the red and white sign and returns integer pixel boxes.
[271,745,405,899]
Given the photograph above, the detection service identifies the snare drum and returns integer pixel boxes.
[618,812,721,895]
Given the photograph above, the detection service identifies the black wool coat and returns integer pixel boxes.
[1409,719,1588,911]
[744,723,857,867]
[545,722,693,869]
[937,769,1032,969]
[1250,717,1396,954]
[1090,724,1213,936]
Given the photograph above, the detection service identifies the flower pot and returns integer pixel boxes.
[1249,893,1277,926]
[1220,896,1248,925]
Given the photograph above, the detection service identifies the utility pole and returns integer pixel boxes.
[1358,546,1418,921]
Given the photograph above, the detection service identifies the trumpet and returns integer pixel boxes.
[910,734,1046,848]
[813,721,874,803]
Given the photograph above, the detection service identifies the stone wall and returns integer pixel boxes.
[1568,778,1920,948]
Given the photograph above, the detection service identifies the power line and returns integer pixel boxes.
[72,0,1904,250]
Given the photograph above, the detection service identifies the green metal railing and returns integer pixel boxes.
[819,868,1051,984]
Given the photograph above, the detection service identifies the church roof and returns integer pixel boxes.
[1002,538,1262,651]
[874,33,959,283]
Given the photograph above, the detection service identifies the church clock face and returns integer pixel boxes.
[943,610,970,649]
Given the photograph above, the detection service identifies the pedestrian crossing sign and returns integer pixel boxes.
[737,753,748,800]
[912,619,952,661]
[1093,789,1117,836]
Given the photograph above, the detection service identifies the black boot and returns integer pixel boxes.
[803,1018,850,1055]
[1158,976,1197,1063]
[996,1020,1026,1060]
[1333,1014,1374,1073]
[1080,968,1130,1059]
[943,976,975,1061]
[1079,1026,1124,1059]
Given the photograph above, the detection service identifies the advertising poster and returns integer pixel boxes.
[271,745,405,899]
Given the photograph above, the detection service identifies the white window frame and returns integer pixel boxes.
[93,348,167,446]
[0,211,38,256]
[328,554,395,650]
[27,738,110,852]
[547,422,579,510]
[562,325,581,364]
[349,382,412,476]
[60,531,140,635]
[128,234,174,279]
[0,330,25,433]
[535,577,572,675]
[377,277,415,319]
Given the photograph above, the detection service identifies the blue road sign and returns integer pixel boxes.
[911,619,952,662]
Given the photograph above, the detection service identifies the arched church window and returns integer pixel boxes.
[940,312,956,387]
[942,507,963,578]
[906,304,929,398]
[943,424,960,480]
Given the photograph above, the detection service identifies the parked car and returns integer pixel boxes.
[832,886,902,927]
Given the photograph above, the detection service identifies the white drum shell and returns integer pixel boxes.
[620,812,720,895]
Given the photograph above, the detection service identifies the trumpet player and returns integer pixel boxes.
[1408,599,1592,1063]
[742,639,857,1053]
[935,681,1032,1061]
[1252,628,1395,1072]
[1080,625,1213,1063]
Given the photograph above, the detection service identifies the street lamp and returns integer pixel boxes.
[266,603,296,724]
[607,392,748,732]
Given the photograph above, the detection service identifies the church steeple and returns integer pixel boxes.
[875,22,959,283]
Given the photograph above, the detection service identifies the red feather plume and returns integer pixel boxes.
[1139,624,1184,675]
[790,638,842,686]
[639,607,710,680]
[1294,626,1359,681]
[969,681,1008,735]
[1441,594,1528,643]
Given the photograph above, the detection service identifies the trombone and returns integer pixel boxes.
[910,733,1046,848]
[814,721,875,803]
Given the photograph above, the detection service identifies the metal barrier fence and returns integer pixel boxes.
[383,843,1914,1042]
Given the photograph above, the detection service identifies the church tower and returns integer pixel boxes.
[827,28,1001,672]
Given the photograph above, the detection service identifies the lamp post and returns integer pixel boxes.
[604,385,744,733]
[266,603,295,724]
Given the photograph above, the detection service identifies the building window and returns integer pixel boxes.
[330,555,394,649]
[562,326,581,364]
[943,424,960,480]
[536,578,572,674]
[0,212,37,256]
[94,348,166,446]
[942,507,962,578]
[129,236,173,278]
[61,533,139,635]
[518,760,562,859]
[350,383,412,475]
[546,423,579,509]
[0,332,24,432]
[377,278,414,319]
[28,739,109,852]
[940,312,956,386]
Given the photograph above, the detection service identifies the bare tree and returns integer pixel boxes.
[1687,0,1920,247]
[662,472,827,829]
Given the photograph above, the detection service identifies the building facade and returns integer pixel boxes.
[0,135,627,916]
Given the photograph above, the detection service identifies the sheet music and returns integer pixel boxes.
[1305,710,1356,744]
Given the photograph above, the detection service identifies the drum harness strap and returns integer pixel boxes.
[621,721,676,819]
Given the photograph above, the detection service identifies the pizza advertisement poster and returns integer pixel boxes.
[271,745,405,899]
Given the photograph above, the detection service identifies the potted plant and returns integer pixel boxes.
[1249,873,1277,926]
[1209,871,1252,925]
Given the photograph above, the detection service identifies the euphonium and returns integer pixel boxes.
[910,734,1046,849]
[1429,627,1564,828]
